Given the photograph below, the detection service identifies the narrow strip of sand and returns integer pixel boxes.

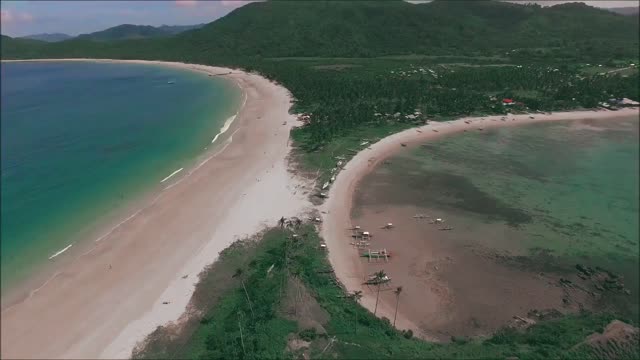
[320,107,639,339]
[0,59,312,359]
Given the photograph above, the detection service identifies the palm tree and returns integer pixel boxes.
[233,268,255,320]
[351,290,363,333]
[237,311,246,356]
[278,216,286,228]
[393,286,403,327]
[373,270,387,315]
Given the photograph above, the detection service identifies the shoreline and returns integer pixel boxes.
[0,59,313,359]
[0,59,244,310]
[320,107,639,339]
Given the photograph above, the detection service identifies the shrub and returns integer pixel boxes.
[298,328,317,341]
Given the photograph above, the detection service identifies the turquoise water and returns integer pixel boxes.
[358,117,639,308]
[0,61,241,290]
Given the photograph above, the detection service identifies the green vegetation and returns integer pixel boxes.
[19,33,73,42]
[4,0,638,59]
[133,225,638,359]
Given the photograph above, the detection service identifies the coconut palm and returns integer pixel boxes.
[393,286,403,327]
[373,270,387,315]
[232,268,255,320]
[278,216,286,228]
[352,290,363,333]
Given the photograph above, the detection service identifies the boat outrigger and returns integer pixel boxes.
[360,249,392,262]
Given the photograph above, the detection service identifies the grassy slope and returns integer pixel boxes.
[133,225,638,360]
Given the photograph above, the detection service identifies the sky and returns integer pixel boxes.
[0,1,252,37]
[1,0,638,38]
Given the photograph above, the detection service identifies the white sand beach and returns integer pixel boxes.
[0,59,313,359]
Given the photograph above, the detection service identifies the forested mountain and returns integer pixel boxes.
[176,0,639,58]
[608,7,639,16]
[75,23,205,41]
[1,0,637,60]
[156,24,206,35]
[19,33,73,42]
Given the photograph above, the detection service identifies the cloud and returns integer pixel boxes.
[175,0,198,7]
[1,10,34,24]
[0,10,12,23]
[221,1,255,9]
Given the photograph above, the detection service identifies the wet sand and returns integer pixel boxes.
[0,59,312,359]
[321,108,639,339]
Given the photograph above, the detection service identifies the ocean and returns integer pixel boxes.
[0,61,241,291]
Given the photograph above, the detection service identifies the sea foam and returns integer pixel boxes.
[160,168,183,183]
[49,244,73,260]
[211,115,236,144]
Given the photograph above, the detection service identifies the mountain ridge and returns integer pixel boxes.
[75,23,206,41]
[607,6,640,16]
[1,0,637,60]
[19,33,73,42]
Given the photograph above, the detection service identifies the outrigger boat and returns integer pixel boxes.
[363,274,391,285]
[360,249,392,259]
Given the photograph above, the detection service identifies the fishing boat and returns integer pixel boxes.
[360,249,392,258]
[364,275,391,285]
[167,80,176,84]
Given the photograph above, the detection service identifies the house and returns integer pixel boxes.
[502,98,515,106]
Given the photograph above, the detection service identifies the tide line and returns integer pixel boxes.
[211,115,237,144]
[94,208,143,243]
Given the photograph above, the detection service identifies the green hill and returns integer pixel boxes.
[1,0,637,60]
[75,23,205,41]
[20,33,73,42]
[175,0,639,58]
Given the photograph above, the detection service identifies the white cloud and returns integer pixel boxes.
[175,0,198,7]
[221,0,254,8]
[1,9,34,24]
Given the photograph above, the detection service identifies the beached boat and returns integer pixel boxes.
[360,250,392,258]
[364,275,391,285]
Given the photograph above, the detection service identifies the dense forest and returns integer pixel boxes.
[2,0,638,59]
